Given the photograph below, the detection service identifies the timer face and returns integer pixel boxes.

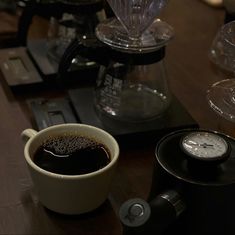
[181,131,229,160]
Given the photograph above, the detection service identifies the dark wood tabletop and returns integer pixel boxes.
[0,0,232,234]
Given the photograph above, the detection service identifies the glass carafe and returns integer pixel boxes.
[94,47,170,122]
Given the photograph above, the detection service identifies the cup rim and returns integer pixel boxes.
[24,124,119,179]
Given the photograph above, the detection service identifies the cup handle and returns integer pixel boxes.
[21,128,38,144]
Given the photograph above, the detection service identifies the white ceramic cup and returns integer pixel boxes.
[21,124,119,215]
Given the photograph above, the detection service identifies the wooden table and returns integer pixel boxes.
[0,1,231,234]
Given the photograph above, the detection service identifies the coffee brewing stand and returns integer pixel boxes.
[0,0,198,143]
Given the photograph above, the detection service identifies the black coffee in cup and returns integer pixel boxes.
[33,133,111,175]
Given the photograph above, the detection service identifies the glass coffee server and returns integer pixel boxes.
[207,20,235,122]
[59,0,174,124]
[94,0,174,122]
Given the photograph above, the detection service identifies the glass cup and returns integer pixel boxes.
[207,20,235,121]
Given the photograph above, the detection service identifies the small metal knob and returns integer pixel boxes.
[119,198,151,228]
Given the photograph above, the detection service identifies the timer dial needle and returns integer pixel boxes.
[187,140,214,148]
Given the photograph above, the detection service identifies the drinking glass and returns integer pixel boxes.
[207,20,235,121]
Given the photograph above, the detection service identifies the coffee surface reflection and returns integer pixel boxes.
[33,133,111,175]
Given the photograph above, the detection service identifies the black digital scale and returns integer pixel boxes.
[0,47,43,89]
[0,41,198,144]
[29,87,198,144]
[0,30,197,143]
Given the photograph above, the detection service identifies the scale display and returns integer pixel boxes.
[0,47,43,89]
[8,57,28,74]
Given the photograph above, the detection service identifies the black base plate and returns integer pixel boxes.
[68,87,198,143]
[29,87,198,146]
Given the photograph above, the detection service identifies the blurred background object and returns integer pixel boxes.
[0,0,19,48]
[0,0,17,13]
[201,0,223,7]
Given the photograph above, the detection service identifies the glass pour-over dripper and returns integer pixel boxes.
[96,0,173,52]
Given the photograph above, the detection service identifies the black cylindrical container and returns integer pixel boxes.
[148,129,235,235]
